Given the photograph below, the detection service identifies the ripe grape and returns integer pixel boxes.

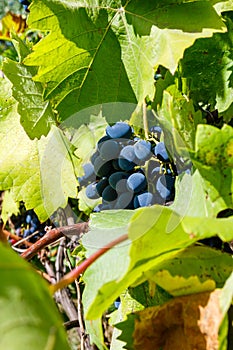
[96,178,109,196]
[78,162,95,186]
[93,156,113,177]
[154,142,169,162]
[118,145,136,171]
[106,122,132,139]
[85,182,99,200]
[134,192,154,208]
[134,140,151,161]
[127,173,147,193]
[109,172,129,190]
[156,174,175,201]
[114,192,134,209]
[99,139,120,160]
[102,186,118,202]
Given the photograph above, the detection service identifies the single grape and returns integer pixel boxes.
[134,192,154,208]
[114,191,134,209]
[26,214,32,224]
[109,172,129,190]
[112,159,121,171]
[154,142,169,162]
[78,162,95,187]
[102,186,118,202]
[90,150,100,165]
[150,126,162,139]
[156,174,175,201]
[134,140,152,161]
[23,229,30,238]
[30,226,36,234]
[114,298,121,309]
[94,203,112,212]
[85,182,100,200]
[118,145,136,171]
[19,0,30,4]
[94,156,113,177]
[97,135,110,151]
[99,139,120,160]
[96,177,109,196]
[106,122,132,139]
[127,173,147,193]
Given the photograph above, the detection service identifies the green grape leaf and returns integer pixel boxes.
[72,114,107,163]
[0,97,78,221]
[1,190,19,224]
[191,124,233,209]
[145,246,233,296]
[156,85,203,151]
[172,170,227,218]
[24,0,226,120]
[83,206,233,321]
[180,26,233,109]
[2,36,55,139]
[0,243,70,350]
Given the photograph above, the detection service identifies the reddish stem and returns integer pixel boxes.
[21,222,89,261]
[50,233,128,294]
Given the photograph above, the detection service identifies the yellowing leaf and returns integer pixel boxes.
[133,290,223,350]
[0,12,26,39]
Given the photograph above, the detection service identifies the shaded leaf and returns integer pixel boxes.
[0,243,70,350]
[191,124,233,209]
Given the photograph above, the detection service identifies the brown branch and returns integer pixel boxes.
[21,222,89,261]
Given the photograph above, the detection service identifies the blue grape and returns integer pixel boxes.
[118,145,136,171]
[94,156,113,177]
[134,192,154,208]
[97,135,111,151]
[30,226,36,234]
[78,162,95,186]
[114,300,121,309]
[127,173,147,193]
[150,126,162,139]
[90,150,100,165]
[109,172,129,190]
[23,229,30,238]
[156,175,175,200]
[106,122,132,139]
[134,140,151,161]
[19,0,30,4]
[102,186,117,202]
[96,177,109,196]
[26,214,32,224]
[112,159,121,170]
[154,142,169,162]
[114,191,134,209]
[94,203,112,212]
[85,182,99,200]
[99,139,120,160]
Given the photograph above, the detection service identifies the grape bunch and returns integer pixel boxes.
[79,122,184,211]
[12,209,48,244]
[18,0,30,12]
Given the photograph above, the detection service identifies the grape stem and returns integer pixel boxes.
[50,233,129,294]
[143,101,149,139]
[21,222,89,260]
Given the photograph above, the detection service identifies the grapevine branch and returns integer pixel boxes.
[50,233,128,294]
[21,222,89,261]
